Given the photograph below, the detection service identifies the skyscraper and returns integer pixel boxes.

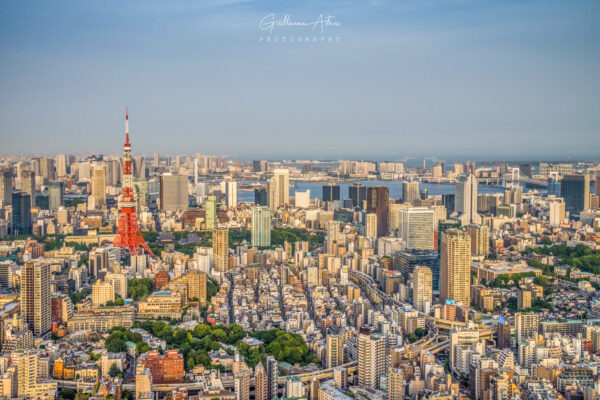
[399,207,435,250]
[21,262,51,337]
[357,327,386,389]
[48,181,64,212]
[21,170,36,207]
[561,174,590,216]
[212,228,229,272]
[323,184,341,202]
[393,249,439,291]
[455,174,481,224]
[159,174,189,211]
[224,180,237,209]
[255,188,268,206]
[255,363,268,400]
[234,369,251,400]
[367,187,389,237]
[252,206,271,247]
[0,168,12,208]
[266,356,279,400]
[91,164,106,209]
[412,266,433,313]
[466,224,489,257]
[365,213,377,240]
[402,181,419,204]
[11,192,31,235]
[549,198,565,227]
[205,195,217,230]
[268,169,289,209]
[325,327,349,369]
[349,183,367,208]
[55,154,67,178]
[440,229,471,306]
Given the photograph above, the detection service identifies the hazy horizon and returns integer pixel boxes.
[1,0,599,158]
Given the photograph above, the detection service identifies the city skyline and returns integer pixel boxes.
[1,0,599,158]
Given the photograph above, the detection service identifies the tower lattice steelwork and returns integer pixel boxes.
[113,109,154,256]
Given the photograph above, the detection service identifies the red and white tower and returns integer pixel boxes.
[113,108,154,256]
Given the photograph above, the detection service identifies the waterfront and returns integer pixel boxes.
[237,180,543,203]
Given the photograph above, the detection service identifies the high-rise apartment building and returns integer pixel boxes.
[21,262,51,337]
[466,224,489,257]
[159,174,188,211]
[561,174,590,216]
[440,229,471,306]
[412,266,433,313]
[402,181,419,204]
[21,170,36,207]
[255,362,268,400]
[357,327,386,389]
[516,312,539,344]
[455,174,481,224]
[48,181,64,212]
[11,192,32,235]
[388,368,405,400]
[266,356,279,400]
[326,327,348,369]
[252,206,271,247]
[367,187,389,237]
[399,207,435,250]
[234,369,251,400]
[205,195,217,230]
[212,228,229,272]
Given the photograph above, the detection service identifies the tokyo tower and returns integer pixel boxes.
[113,108,154,256]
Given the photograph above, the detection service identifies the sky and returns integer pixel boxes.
[0,0,599,160]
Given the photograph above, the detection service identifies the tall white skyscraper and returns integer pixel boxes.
[455,174,482,224]
[399,207,435,250]
[55,154,67,178]
[225,180,237,209]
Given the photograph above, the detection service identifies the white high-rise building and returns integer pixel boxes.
[399,207,434,250]
[295,190,310,208]
[455,174,482,224]
[549,198,565,227]
[225,180,237,209]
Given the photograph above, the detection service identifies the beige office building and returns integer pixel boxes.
[212,228,229,272]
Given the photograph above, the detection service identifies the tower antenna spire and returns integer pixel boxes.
[125,106,130,146]
[113,109,154,256]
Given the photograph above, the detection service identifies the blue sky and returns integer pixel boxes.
[1,0,599,160]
